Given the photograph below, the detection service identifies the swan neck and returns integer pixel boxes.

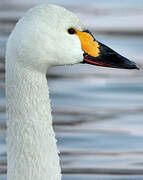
[6,62,61,180]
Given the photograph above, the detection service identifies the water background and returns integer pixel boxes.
[0,0,143,179]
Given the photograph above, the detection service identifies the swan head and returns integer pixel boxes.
[7,4,139,72]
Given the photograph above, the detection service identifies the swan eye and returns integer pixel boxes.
[68,28,76,34]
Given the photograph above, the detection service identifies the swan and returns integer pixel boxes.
[5,4,138,180]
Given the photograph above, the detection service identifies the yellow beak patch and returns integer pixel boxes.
[75,30,100,57]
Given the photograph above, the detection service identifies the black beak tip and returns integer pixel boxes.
[135,63,140,70]
[128,61,140,70]
[135,66,140,70]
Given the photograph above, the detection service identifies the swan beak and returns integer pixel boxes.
[76,30,139,70]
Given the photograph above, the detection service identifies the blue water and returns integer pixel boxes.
[1,1,143,180]
[50,0,143,8]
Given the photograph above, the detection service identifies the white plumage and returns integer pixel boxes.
[6,3,138,180]
[6,4,85,180]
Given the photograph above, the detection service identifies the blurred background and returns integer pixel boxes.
[0,0,143,180]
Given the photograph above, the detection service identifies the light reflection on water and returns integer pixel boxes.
[1,39,143,180]
[50,0,143,8]
[1,1,143,180]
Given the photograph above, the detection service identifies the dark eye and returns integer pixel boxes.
[68,28,76,34]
